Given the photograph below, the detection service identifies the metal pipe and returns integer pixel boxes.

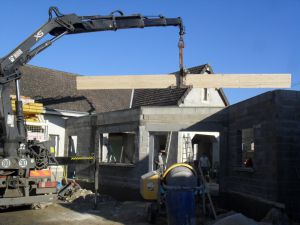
[15,79,26,142]
[177,34,185,87]
[27,31,68,62]
[94,133,102,209]
[51,30,68,42]
[15,79,21,101]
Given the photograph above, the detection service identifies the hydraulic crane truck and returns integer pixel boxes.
[0,7,184,207]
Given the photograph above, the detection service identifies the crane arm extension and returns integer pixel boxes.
[0,7,184,158]
[50,15,184,36]
[0,7,184,83]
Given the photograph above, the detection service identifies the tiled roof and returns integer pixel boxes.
[131,88,188,108]
[18,65,131,113]
[186,64,209,74]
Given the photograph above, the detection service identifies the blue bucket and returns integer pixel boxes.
[165,189,196,225]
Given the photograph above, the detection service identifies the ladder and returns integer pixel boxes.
[182,134,193,163]
[198,166,217,219]
[165,132,172,168]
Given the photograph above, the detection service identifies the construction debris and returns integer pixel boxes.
[63,188,93,203]
[31,202,53,210]
[58,180,93,202]
[72,193,115,205]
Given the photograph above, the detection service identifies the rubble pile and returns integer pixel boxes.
[58,180,94,202]
[64,188,94,202]
[72,192,116,205]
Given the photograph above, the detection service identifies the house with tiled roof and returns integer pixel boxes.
[19,64,228,112]
[16,64,228,160]
[14,63,229,196]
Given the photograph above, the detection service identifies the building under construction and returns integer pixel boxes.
[13,64,300,221]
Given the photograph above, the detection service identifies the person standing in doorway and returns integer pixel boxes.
[198,153,211,182]
[105,141,116,163]
[155,149,167,174]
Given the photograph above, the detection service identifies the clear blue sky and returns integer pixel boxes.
[1,0,299,104]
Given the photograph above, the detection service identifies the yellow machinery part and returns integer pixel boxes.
[140,170,160,200]
[140,163,196,201]
[162,163,196,180]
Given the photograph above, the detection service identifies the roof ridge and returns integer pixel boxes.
[170,64,208,75]
[186,64,211,74]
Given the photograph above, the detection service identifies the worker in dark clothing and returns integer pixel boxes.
[198,153,211,182]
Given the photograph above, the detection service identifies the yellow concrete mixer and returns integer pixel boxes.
[140,163,197,224]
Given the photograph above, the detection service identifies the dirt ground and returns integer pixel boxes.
[0,197,153,225]
[2,191,295,225]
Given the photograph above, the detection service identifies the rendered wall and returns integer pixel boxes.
[44,114,66,157]
[179,88,226,107]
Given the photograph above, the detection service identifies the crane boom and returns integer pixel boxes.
[0,7,184,206]
[1,8,183,80]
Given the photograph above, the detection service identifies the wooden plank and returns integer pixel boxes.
[186,74,291,88]
[77,74,291,89]
[77,75,176,89]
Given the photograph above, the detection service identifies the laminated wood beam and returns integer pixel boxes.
[77,75,176,89]
[77,74,291,89]
[185,74,291,88]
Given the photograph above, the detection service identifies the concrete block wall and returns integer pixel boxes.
[98,125,149,193]
[64,106,227,200]
[274,91,300,220]
[223,90,300,220]
[95,106,226,196]
[140,106,225,171]
[66,109,147,197]
[224,91,280,200]
[65,116,95,179]
[95,109,147,194]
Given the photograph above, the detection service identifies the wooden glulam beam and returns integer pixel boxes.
[77,75,176,89]
[186,74,291,88]
[76,74,291,89]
